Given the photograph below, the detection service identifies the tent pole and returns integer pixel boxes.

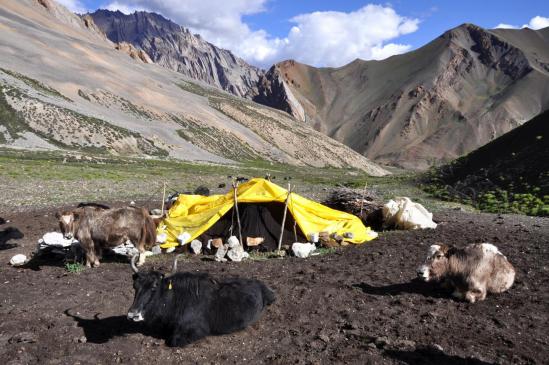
[161,181,166,215]
[277,184,292,252]
[233,181,243,246]
[359,183,367,218]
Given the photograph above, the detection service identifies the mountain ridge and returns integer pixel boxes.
[88,9,262,99]
[0,0,388,176]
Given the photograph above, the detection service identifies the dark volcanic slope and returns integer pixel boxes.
[89,10,262,98]
[257,24,549,170]
[428,109,549,201]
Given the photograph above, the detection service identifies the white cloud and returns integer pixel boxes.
[101,1,419,68]
[527,16,549,29]
[495,23,517,29]
[56,0,87,13]
[495,16,549,30]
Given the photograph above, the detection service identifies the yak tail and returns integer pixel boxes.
[261,284,276,307]
[142,209,157,250]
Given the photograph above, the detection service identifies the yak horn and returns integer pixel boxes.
[131,254,139,273]
[171,254,185,274]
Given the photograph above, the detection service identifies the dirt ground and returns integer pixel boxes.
[0,205,547,364]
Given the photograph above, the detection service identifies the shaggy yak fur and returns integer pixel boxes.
[127,259,276,347]
[417,243,515,303]
[56,206,156,268]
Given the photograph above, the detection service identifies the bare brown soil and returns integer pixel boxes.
[0,206,547,364]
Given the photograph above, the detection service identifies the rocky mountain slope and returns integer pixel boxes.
[88,9,262,99]
[0,0,388,176]
[257,24,549,169]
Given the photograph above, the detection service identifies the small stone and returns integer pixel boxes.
[394,339,416,350]
[429,343,444,352]
[367,342,377,349]
[151,245,162,255]
[9,332,36,344]
[10,254,27,266]
[78,336,87,343]
[190,240,202,255]
[215,245,228,262]
[374,336,390,348]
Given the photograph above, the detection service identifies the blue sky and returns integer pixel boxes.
[62,0,549,67]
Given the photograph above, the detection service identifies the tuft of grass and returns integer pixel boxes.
[65,262,85,273]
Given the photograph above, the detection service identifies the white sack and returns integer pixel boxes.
[292,242,316,258]
[382,197,437,230]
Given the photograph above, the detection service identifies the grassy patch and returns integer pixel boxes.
[65,262,85,273]
[0,86,28,143]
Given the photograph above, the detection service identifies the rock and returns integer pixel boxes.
[190,240,202,255]
[227,236,240,248]
[193,186,210,196]
[374,336,390,348]
[429,343,444,352]
[156,233,167,244]
[214,244,228,262]
[151,245,162,255]
[177,232,191,245]
[9,332,36,344]
[393,339,416,350]
[9,254,27,266]
[78,336,87,343]
[150,209,162,216]
[227,245,248,262]
[211,238,223,249]
[292,242,316,258]
[164,247,176,253]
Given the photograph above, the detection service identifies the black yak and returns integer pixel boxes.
[127,255,276,347]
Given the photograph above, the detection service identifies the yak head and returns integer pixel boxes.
[56,210,80,240]
[417,244,451,282]
[127,254,182,322]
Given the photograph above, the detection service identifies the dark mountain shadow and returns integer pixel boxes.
[385,347,494,365]
[64,310,164,344]
[352,279,450,299]
[0,227,24,250]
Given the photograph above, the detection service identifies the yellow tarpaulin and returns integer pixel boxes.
[157,178,377,248]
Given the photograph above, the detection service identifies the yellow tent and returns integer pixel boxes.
[157,178,377,248]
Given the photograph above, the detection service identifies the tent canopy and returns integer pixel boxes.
[157,178,377,248]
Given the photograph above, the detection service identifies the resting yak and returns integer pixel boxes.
[57,205,156,268]
[127,255,276,347]
[417,243,515,303]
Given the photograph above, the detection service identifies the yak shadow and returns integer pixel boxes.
[0,227,24,250]
[353,279,450,299]
[384,348,493,365]
[64,310,164,344]
[21,247,133,271]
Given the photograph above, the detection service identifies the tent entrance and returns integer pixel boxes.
[197,202,307,251]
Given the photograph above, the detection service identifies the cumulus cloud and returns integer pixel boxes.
[57,0,87,13]
[101,1,419,68]
[495,16,549,30]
